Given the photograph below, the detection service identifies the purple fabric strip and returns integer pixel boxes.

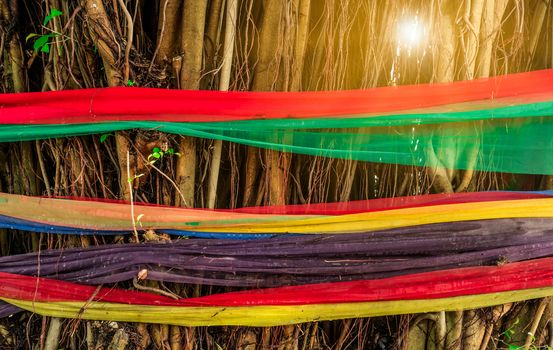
[2,218,553,287]
[0,305,20,318]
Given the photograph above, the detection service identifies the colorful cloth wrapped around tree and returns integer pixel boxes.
[2,69,553,327]
[0,69,553,174]
[1,191,553,324]
[0,191,552,237]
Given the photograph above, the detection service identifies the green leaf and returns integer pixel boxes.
[43,8,63,26]
[152,152,161,159]
[153,147,160,153]
[100,134,109,143]
[40,44,50,53]
[129,174,144,183]
[127,79,134,87]
[25,33,38,42]
[503,329,512,341]
[33,35,50,52]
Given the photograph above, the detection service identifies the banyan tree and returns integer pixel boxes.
[1,0,553,349]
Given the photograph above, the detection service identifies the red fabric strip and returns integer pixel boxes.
[1,69,552,124]
[229,191,550,215]
[50,191,550,215]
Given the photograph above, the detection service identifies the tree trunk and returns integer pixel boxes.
[173,0,208,208]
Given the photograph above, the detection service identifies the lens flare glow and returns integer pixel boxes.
[397,18,425,51]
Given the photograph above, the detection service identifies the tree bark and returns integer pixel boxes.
[174,0,208,208]
[207,0,238,209]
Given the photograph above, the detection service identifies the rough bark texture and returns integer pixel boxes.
[173,0,208,208]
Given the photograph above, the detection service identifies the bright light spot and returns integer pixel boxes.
[396,17,425,55]
[398,20,423,46]
[390,16,427,84]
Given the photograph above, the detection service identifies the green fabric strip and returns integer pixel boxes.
[1,101,553,175]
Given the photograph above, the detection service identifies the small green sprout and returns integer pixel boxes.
[147,147,180,164]
[127,173,144,183]
[99,133,114,143]
[43,8,63,26]
[26,8,63,54]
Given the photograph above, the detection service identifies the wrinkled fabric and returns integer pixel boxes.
[2,218,553,287]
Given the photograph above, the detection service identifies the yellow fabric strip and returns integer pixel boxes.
[5,287,553,327]
[195,198,553,233]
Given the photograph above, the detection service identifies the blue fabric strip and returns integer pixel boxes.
[0,215,273,240]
